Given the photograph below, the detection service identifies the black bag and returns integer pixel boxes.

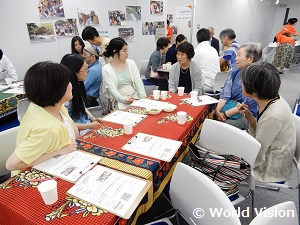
[189,143,250,197]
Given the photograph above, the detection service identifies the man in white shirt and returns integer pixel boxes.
[193,28,220,92]
[0,49,18,84]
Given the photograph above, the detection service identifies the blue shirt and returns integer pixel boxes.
[84,60,102,99]
[220,68,257,117]
[223,41,239,71]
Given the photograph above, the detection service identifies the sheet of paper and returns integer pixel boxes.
[121,132,182,162]
[182,95,219,106]
[130,99,169,109]
[33,151,102,183]
[67,165,151,219]
[102,110,146,126]
[0,85,9,92]
[3,87,25,94]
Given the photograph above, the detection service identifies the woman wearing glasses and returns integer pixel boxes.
[60,54,101,135]
[102,37,146,110]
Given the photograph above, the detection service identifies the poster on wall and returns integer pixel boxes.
[176,6,192,20]
[98,31,109,38]
[167,14,173,23]
[126,6,141,21]
[142,22,155,35]
[150,1,163,15]
[26,22,56,42]
[77,8,99,26]
[37,0,65,18]
[54,19,79,37]
[118,28,134,42]
[108,10,126,26]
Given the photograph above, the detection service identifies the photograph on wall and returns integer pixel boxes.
[108,10,126,26]
[37,0,65,18]
[142,22,155,35]
[150,1,163,15]
[172,26,178,35]
[118,28,134,42]
[77,8,99,26]
[54,19,79,37]
[26,22,55,42]
[98,31,109,38]
[126,6,141,21]
[167,14,173,23]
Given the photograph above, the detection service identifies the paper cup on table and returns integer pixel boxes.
[161,91,168,100]
[162,64,167,69]
[177,87,185,96]
[190,91,198,101]
[123,120,133,135]
[5,78,12,85]
[177,111,187,125]
[166,64,171,70]
[153,90,160,100]
[38,180,58,205]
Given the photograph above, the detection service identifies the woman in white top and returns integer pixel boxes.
[102,37,146,110]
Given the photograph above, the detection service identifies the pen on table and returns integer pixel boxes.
[29,177,57,182]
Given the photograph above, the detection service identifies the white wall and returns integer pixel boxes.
[0,0,298,80]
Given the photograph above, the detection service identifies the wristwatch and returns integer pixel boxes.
[223,111,229,119]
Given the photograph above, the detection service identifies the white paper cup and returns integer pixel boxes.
[166,64,171,70]
[177,111,187,125]
[123,120,133,135]
[161,91,168,100]
[153,90,160,100]
[162,64,167,69]
[177,87,185,96]
[38,180,58,205]
[5,78,12,85]
[190,91,198,101]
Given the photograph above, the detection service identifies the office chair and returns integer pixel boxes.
[17,98,30,122]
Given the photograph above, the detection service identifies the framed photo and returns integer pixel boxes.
[26,22,55,42]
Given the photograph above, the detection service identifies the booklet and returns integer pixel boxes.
[67,165,151,219]
[182,95,219,106]
[130,98,170,109]
[121,132,182,162]
[102,110,147,126]
[33,150,102,183]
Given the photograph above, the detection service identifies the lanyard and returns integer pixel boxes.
[257,96,280,122]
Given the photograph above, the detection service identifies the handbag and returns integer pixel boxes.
[220,100,242,120]
[188,143,250,197]
[150,66,160,79]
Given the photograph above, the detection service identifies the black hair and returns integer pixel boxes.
[287,18,298,25]
[176,42,195,60]
[0,49,2,60]
[81,26,99,41]
[71,36,85,55]
[24,61,71,107]
[60,54,87,120]
[156,37,169,50]
[196,28,210,43]
[103,37,127,58]
[219,28,236,40]
[241,62,281,100]
[175,34,186,45]
[167,20,170,26]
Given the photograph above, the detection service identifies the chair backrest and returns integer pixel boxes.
[293,115,300,184]
[139,60,149,77]
[170,162,241,225]
[0,126,18,176]
[213,71,230,93]
[197,119,261,167]
[17,98,30,122]
[249,201,298,225]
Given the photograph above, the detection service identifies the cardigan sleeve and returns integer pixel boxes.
[128,59,147,98]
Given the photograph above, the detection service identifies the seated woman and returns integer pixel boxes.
[6,61,79,174]
[166,34,187,65]
[215,42,262,129]
[238,63,296,182]
[102,37,147,110]
[146,37,170,90]
[60,54,101,135]
[168,42,202,94]
[71,36,85,56]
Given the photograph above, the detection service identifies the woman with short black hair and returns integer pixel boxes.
[168,41,202,94]
[238,63,296,182]
[6,61,78,173]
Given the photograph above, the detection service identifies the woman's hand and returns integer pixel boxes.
[237,103,252,120]
[216,110,226,122]
[91,117,102,123]
[60,140,78,155]
[89,120,101,129]
[125,97,134,104]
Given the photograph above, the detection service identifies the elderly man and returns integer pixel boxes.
[82,45,102,107]
[208,27,220,55]
[0,49,18,84]
[193,28,220,92]
[82,26,111,64]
